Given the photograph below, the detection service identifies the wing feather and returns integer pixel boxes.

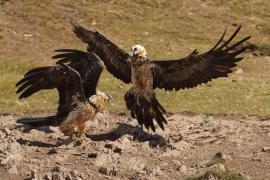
[152,26,251,90]
[52,49,104,98]
[70,19,131,83]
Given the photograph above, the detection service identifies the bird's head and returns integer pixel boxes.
[89,91,111,110]
[130,45,147,58]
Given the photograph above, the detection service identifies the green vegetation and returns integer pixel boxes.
[185,154,243,180]
[0,0,270,118]
[185,168,243,180]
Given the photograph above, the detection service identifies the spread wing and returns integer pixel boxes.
[70,19,131,83]
[152,26,251,90]
[16,63,85,110]
[52,49,104,98]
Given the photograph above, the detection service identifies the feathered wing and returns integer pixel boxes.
[52,49,104,98]
[16,63,86,126]
[152,26,251,90]
[70,19,132,83]
[16,63,84,107]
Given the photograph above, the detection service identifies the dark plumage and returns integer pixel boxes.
[70,19,251,132]
[16,50,109,137]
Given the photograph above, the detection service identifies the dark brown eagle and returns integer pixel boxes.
[70,20,251,132]
[16,49,110,138]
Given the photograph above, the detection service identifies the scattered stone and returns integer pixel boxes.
[209,163,226,172]
[251,158,262,162]
[262,147,270,153]
[151,166,163,176]
[126,157,146,172]
[8,142,21,153]
[104,144,113,149]
[69,170,83,180]
[29,170,38,180]
[235,68,244,74]
[113,147,122,154]
[47,148,58,155]
[95,154,112,167]
[98,166,117,176]
[4,127,11,135]
[172,140,189,150]
[88,153,98,158]
[176,164,188,173]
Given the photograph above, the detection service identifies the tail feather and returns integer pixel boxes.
[16,116,58,127]
[125,90,167,132]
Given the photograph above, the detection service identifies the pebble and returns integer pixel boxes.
[262,147,270,153]
[209,163,226,172]
[176,164,188,173]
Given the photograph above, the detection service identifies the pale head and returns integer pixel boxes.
[89,91,111,109]
[130,45,147,57]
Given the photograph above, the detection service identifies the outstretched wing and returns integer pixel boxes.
[152,26,251,90]
[16,64,84,110]
[52,49,104,98]
[70,19,131,83]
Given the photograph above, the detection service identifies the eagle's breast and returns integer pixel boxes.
[131,62,153,91]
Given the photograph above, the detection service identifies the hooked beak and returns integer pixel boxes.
[107,94,112,101]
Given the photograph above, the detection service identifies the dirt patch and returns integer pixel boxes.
[0,113,269,179]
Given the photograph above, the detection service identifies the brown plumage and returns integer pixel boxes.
[16,49,110,137]
[71,20,251,132]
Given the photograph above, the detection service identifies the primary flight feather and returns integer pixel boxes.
[70,20,251,132]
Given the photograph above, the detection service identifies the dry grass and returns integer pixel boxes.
[0,0,270,118]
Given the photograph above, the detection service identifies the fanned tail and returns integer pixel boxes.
[124,90,167,132]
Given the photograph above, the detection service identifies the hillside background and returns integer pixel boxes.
[0,0,270,118]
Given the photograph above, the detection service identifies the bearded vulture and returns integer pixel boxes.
[16,49,110,138]
[70,20,251,132]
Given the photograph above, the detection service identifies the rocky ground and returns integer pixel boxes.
[0,113,269,179]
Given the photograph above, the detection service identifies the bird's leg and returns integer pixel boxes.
[71,133,83,146]
[76,122,86,138]
[55,130,74,147]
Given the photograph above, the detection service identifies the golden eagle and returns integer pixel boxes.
[71,20,251,132]
[16,49,110,138]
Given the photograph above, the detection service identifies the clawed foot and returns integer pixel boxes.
[55,133,86,147]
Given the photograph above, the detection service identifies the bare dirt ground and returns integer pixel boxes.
[0,113,269,179]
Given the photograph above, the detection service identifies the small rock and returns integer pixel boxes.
[209,163,226,172]
[207,174,219,180]
[23,33,33,37]
[91,20,97,26]
[51,172,61,180]
[69,170,83,180]
[113,147,122,154]
[213,152,231,161]
[9,142,21,153]
[126,157,146,172]
[121,136,131,144]
[47,149,58,155]
[176,164,188,173]
[88,153,98,158]
[8,165,19,174]
[262,147,270,153]
[95,154,112,167]
[251,158,262,162]
[144,31,149,35]
[235,68,244,74]
[104,144,113,149]
[29,170,39,179]
[98,166,117,176]
[151,166,163,176]
[4,127,11,135]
